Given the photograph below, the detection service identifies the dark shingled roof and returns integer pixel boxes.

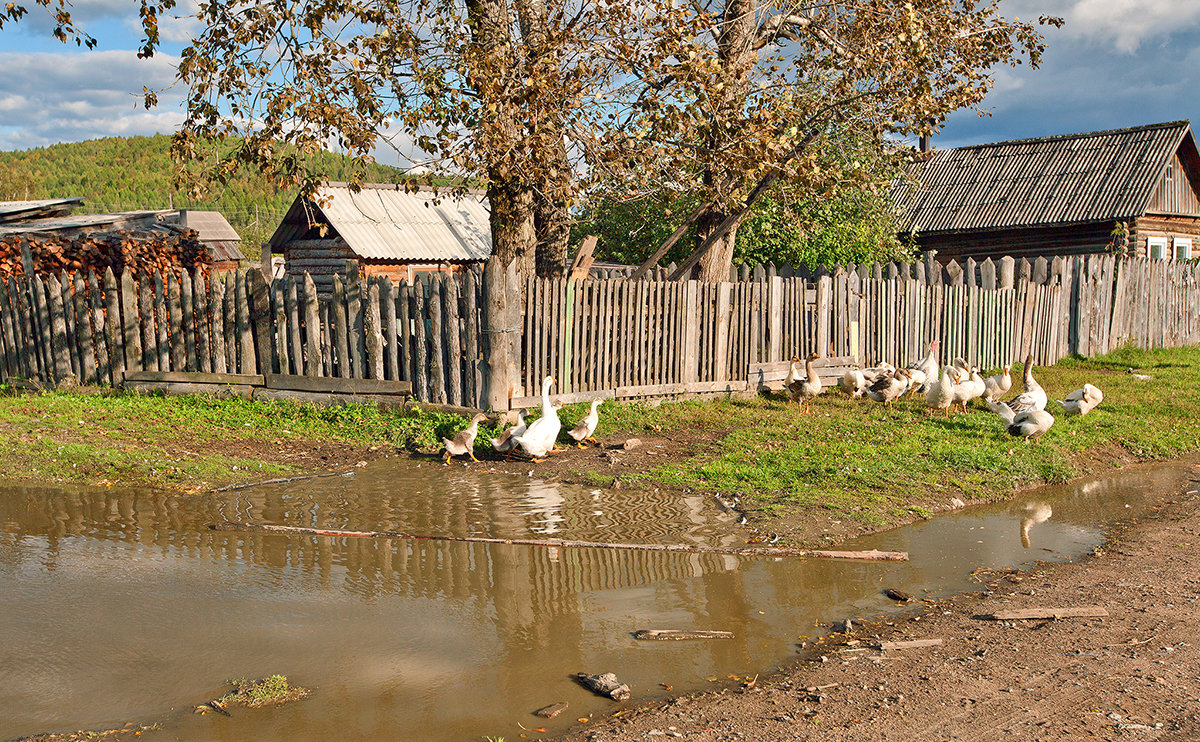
[895,121,1195,235]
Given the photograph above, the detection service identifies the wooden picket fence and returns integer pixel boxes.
[0,248,491,409]
[1,246,1197,413]
[511,252,1200,407]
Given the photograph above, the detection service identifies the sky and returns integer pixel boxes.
[2,0,1200,158]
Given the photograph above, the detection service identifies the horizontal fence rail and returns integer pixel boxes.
[0,246,1197,413]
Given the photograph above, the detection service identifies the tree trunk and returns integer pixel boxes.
[695,209,741,282]
[488,176,537,277]
[534,180,570,278]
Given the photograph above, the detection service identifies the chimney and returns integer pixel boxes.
[919,133,931,153]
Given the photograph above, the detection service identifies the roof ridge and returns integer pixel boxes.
[935,120,1190,153]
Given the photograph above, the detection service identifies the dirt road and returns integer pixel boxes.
[557,479,1200,741]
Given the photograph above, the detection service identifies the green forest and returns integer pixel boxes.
[0,134,409,249]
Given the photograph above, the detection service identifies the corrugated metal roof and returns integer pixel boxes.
[895,121,1193,235]
[268,183,492,262]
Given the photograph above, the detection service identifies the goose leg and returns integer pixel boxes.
[469,452,480,462]
[442,451,452,464]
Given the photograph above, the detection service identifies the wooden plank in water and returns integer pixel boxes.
[633,629,734,641]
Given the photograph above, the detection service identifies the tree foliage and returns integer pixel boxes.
[607,0,1061,280]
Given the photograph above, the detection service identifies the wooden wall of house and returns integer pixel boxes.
[1129,215,1200,257]
[1147,152,1200,216]
[915,222,1116,263]
[281,238,355,294]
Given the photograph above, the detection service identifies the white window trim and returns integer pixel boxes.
[1148,236,1169,260]
[1173,237,1192,260]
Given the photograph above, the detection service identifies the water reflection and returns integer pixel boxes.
[0,456,1195,741]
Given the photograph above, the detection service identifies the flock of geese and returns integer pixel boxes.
[442,340,1107,462]
[785,340,1105,443]
[442,376,603,463]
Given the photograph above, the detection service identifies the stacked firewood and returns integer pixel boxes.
[0,230,213,278]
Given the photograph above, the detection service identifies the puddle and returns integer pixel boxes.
[1,456,1196,741]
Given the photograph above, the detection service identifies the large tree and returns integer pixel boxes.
[612,0,1061,281]
[171,0,640,277]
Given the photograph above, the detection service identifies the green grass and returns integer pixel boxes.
[217,675,310,708]
[0,388,489,490]
[567,345,1200,527]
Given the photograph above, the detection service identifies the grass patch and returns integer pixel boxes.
[216,675,311,708]
[0,388,502,490]
[588,345,1200,527]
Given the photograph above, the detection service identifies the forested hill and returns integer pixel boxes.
[0,134,409,247]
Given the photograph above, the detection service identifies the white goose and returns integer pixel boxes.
[994,355,1047,416]
[514,376,561,461]
[568,400,603,447]
[983,364,1013,402]
[988,399,1054,443]
[1057,383,1103,416]
[491,409,527,455]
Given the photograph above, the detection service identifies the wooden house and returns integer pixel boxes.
[267,182,492,293]
[894,121,1200,263]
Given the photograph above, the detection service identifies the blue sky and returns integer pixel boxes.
[2,0,1200,158]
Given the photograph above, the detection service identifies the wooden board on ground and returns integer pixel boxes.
[877,639,943,651]
[125,381,255,400]
[979,606,1109,621]
[251,388,411,409]
[124,370,266,386]
[263,374,412,396]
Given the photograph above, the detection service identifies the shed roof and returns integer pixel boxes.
[894,121,1198,235]
[268,182,492,262]
[0,210,169,236]
[0,198,85,225]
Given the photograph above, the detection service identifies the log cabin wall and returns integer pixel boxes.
[1129,216,1200,258]
[914,222,1118,263]
[280,238,355,295]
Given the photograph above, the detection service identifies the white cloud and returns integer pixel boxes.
[1004,0,1200,54]
[0,50,183,150]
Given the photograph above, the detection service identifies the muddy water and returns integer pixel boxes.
[1,457,1197,741]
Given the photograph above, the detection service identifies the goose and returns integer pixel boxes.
[994,355,1047,416]
[983,364,1012,402]
[907,340,940,394]
[787,352,823,413]
[867,367,911,405]
[442,412,488,463]
[514,376,561,461]
[490,409,527,455]
[839,366,868,398]
[950,366,987,413]
[861,362,896,384]
[925,365,959,416]
[783,355,802,390]
[988,399,1054,443]
[1057,383,1103,416]
[567,399,603,447]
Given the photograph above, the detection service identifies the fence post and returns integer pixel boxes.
[923,251,939,284]
[683,280,701,383]
[815,275,832,356]
[767,275,783,363]
[998,257,1015,289]
[483,257,513,411]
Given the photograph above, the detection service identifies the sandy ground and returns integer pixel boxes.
[554,470,1200,742]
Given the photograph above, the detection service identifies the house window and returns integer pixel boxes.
[1174,238,1193,260]
[1148,237,1169,260]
